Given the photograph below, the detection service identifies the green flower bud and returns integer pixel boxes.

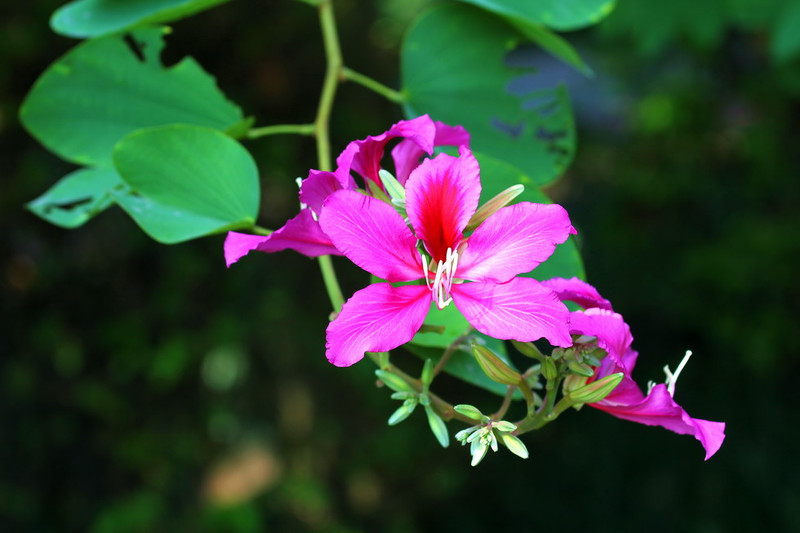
[375,369,414,393]
[511,340,545,361]
[472,343,522,386]
[491,420,517,433]
[466,184,524,231]
[388,400,417,426]
[424,405,449,448]
[500,433,529,459]
[454,404,487,421]
[542,357,558,381]
[421,359,434,388]
[568,360,595,377]
[568,372,624,404]
[378,169,406,202]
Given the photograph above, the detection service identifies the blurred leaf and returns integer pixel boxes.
[20,27,245,167]
[771,0,800,63]
[474,152,585,281]
[456,0,616,31]
[511,20,592,75]
[402,4,575,186]
[405,334,519,397]
[112,125,259,243]
[51,0,231,39]
[90,491,164,533]
[26,166,122,228]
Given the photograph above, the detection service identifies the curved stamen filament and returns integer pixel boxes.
[420,247,459,310]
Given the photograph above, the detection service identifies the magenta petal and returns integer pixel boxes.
[593,383,726,460]
[405,146,481,263]
[345,115,436,186]
[451,278,572,347]
[458,203,575,283]
[392,121,470,184]
[299,170,346,215]
[541,276,614,310]
[223,210,339,266]
[326,283,430,366]
[319,190,422,282]
[569,308,633,366]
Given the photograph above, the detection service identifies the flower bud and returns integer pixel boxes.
[500,433,529,460]
[472,343,522,386]
[424,405,450,448]
[375,369,414,393]
[466,184,525,231]
[542,357,558,381]
[454,404,487,421]
[567,360,595,377]
[567,372,624,404]
[378,169,406,202]
[388,400,417,426]
[511,340,545,361]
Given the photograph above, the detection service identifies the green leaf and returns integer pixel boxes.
[20,27,245,167]
[455,0,616,31]
[411,301,471,348]
[424,405,450,448]
[772,0,800,64]
[402,4,575,186]
[26,167,122,228]
[405,334,518,397]
[510,21,592,75]
[474,152,585,281]
[111,124,259,243]
[51,0,231,39]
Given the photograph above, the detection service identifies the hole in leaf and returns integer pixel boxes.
[123,34,146,62]
[490,117,524,140]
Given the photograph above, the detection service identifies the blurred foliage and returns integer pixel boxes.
[2,1,799,532]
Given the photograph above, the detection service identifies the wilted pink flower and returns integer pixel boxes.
[224,115,469,266]
[544,277,726,460]
[319,147,575,367]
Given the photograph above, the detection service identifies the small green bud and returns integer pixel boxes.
[542,357,558,381]
[500,433,529,459]
[455,426,480,443]
[562,373,589,395]
[424,405,450,448]
[568,360,595,377]
[491,420,517,433]
[375,370,415,393]
[470,439,489,466]
[454,404,487,421]
[421,359,434,388]
[511,340,545,361]
[390,391,415,400]
[568,372,624,404]
[472,343,522,386]
[365,179,391,203]
[378,169,406,202]
[388,400,417,425]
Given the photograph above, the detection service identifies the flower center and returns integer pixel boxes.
[420,247,459,310]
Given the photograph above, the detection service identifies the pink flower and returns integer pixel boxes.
[319,147,575,367]
[544,277,726,460]
[223,115,469,266]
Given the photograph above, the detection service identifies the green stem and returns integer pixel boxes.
[318,255,344,313]
[315,0,342,172]
[492,386,515,420]
[342,67,405,103]
[432,332,471,377]
[247,123,315,139]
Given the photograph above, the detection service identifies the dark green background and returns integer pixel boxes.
[2,1,798,531]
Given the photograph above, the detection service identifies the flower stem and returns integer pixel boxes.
[318,254,344,312]
[342,67,405,103]
[246,123,315,139]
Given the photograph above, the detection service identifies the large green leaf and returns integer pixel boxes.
[26,167,123,228]
[772,0,800,63]
[20,27,245,167]
[112,125,259,244]
[456,0,616,31]
[402,4,575,187]
[51,0,231,39]
[474,152,584,281]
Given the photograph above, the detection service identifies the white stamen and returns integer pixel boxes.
[296,177,318,220]
[648,349,693,397]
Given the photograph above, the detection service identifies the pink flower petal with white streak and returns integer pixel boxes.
[223,209,339,266]
[299,170,346,215]
[319,190,421,282]
[392,121,470,184]
[542,276,614,310]
[405,146,481,263]
[592,382,726,460]
[451,278,572,347]
[326,283,430,366]
[458,203,575,283]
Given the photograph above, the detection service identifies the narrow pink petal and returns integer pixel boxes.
[458,202,575,283]
[344,115,436,186]
[319,190,421,282]
[569,308,633,366]
[593,383,726,460]
[541,276,614,310]
[392,121,470,184]
[451,278,572,347]
[326,283,430,366]
[299,170,345,215]
[223,209,339,266]
[405,146,481,264]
